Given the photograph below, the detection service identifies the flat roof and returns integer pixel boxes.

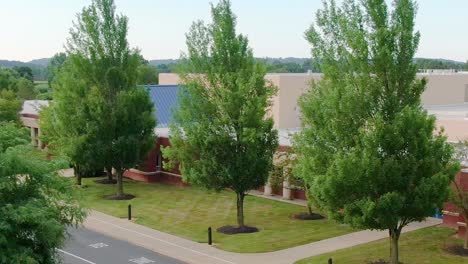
[20,100,49,116]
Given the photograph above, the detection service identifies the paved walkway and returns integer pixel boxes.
[248,190,307,206]
[83,210,442,264]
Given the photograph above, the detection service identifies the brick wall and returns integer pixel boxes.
[443,169,468,238]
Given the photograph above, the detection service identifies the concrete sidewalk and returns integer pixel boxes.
[248,190,308,207]
[83,210,442,264]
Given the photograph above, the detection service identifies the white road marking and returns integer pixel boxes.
[89,242,109,248]
[57,249,97,264]
[129,256,155,263]
[89,216,236,264]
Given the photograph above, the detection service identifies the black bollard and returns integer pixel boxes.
[328,258,333,264]
[128,204,132,220]
[208,227,212,245]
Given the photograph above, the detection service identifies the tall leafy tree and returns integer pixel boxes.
[16,77,36,100]
[0,123,86,263]
[295,1,458,263]
[40,61,102,186]
[0,122,29,152]
[46,52,67,87]
[13,66,33,82]
[0,90,22,123]
[164,0,278,231]
[50,0,156,197]
[0,68,19,92]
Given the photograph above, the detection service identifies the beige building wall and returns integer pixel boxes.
[157,72,468,130]
[159,73,182,85]
[436,119,468,142]
[266,74,322,129]
[420,74,468,105]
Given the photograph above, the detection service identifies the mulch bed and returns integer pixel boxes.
[444,244,468,257]
[368,260,403,264]
[368,260,389,264]
[103,194,136,200]
[292,212,325,220]
[94,179,117,184]
[216,225,259,235]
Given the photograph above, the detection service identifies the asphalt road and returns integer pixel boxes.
[60,227,187,264]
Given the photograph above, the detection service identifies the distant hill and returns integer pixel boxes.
[0,59,35,68]
[28,58,50,67]
[148,57,311,66]
[1,57,466,77]
[0,58,50,68]
[149,59,180,66]
[0,59,49,81]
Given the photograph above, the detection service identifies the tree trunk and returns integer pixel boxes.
[74,166,82,186]
[465,223,468,250]
[307,203,313,215]
[116,169,124,197]
[304,184,313,215]
[106,166,113,182]
[389,228,401,264]
[236,192,245,227]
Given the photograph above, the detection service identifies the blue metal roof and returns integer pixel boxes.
[144,85,179,128]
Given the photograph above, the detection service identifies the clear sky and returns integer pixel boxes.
[0,0,467,62]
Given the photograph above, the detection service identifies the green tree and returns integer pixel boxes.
[47,52,67,87]
[13,66,34,82]
[40,62,102,186]
[0,68,19,92]
[0,90,22,123]
[164,0,278,230]
[56,0,156,197]
[137,64,158,84]
[295,1,458,263]
[0,124,86,263]
[16,77,36,100]
[99,87,156,196]
[0,122,29,152]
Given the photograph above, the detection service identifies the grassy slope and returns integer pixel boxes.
[80,177,354,253]
[296,226,468,264]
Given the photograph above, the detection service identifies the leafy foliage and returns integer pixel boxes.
[40,61,103,185]
[13,66,34,82]
[46,53,67,87]
[0,124,86,263]
[295,0,458,263]
[137,64,158,84]
[43,0,156,196]
[163,0,278,227]
[0,90,22,123]
[16,77,36,100]
[0,122,29,152]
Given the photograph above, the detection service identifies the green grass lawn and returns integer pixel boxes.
[79,177,354,253]
[296,226,468,264]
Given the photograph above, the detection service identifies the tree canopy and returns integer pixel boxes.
[0,122,86,263]
[164,0,278,231]
[295,1,458,263]
[137,64,158,84]
[42,0,156,198]
[46,52,67,87]
[0,90,22,123]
